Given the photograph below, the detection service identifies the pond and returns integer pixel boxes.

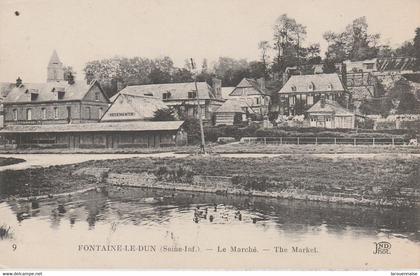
[0,187,419,269]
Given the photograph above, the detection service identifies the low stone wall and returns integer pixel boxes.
[105,172,419,208]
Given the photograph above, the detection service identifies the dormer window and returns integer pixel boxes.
[188,91,197,99]
[291,85,297,92]
[308,83,315,91]
[327,83,333,91]
[58,91,65,100]
[162,92,171,100]
[31,93,38,101]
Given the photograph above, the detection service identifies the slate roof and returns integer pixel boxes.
[101,93,168,121]
[0,121,184,133]
[279,73,345,94]
[110,82,219,102]
[307,99,354,116]
[215,99,255,114]
[3,80,108,103]
[0,82,15,100]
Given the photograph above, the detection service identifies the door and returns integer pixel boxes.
[69,135,80,149]
[106,134,114,148]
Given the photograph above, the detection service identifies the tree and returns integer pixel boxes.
[414,27,420,70]
[258,41,270,78]
[323,17,380,62]
[151,108,177,121]
[63,66,75,82]
[272,14,307,74]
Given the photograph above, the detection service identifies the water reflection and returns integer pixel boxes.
[1,186,419,243]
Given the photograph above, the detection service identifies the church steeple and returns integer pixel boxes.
[47,50,64,82]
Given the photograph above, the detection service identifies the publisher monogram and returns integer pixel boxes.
[373,242,391,254]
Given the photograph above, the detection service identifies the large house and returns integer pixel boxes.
[110,81,225,122]
[277,73,347,116]
[2,51,110,126]
[0,51,187,149]
[228,78,271,117]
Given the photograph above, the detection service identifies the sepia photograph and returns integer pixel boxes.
[0,0,419,272]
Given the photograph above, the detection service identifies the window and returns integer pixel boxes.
[99,108,103,119]
[162,92,171,100]
[13,109,17,121]
[86,107,91,119]
[307,95,314,105]
[42,108,47,120]
[26,109,32,120]
[54,107,58,119]
[67,106,71,122]
[188,91,197,99]
[308,83,315,91]
[58,91,65,100]
[95,92,100,101]
[256,98,260,105]
[365,63,374,70]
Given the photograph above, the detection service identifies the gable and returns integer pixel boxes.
[100,94,139,121]
[82,82,109,103]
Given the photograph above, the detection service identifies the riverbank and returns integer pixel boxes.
[1,154,419,207]
[0,157,25,167]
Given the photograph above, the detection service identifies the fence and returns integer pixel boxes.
[240,136,406,146]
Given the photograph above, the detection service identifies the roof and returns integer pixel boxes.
[377,57,417,72]
[0,121,184,134]
[3,80,108,103]
[279,73,345,94]
[307,99,354,116]
[48,50,62,66]
[221,87,235,99]
[110,82,218,102]
[229,78,268,96]
[101,93,168,122]
[0,82,15,99]
[215,99,255,114]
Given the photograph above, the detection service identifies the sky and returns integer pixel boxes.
[0,0,419,82]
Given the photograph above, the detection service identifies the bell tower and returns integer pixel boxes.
[47,50,64,82]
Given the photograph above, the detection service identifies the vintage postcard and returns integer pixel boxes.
[0,0,419,271]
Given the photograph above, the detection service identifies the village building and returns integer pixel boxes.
[2,52,110,126]
[228,78,271,117]
[306,98,362,129]
[214,99,255,125]
[277,73,347,116]
[110,80,225,123]
[0,51,187,149]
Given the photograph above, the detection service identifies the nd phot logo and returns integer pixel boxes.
[373,241,391,254]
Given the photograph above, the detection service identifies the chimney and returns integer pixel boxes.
[16,77,22,87]
[86,70,94,85]
[212,78,222,99]
[257,77,266,91]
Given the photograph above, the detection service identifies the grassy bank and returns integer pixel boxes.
[0,157,25,167]
[1,154,419,207]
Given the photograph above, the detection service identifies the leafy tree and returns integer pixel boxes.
[63,66,75,82]
[272,14,307,73]
[151,108,177,121]
[258,41,270,78]
[323,17,380,62]
[414,27,420,70]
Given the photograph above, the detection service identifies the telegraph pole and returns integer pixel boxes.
[190,58,206,154]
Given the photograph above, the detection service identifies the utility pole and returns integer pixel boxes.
[190,58,206,154]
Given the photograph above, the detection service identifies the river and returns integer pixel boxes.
[0,187,419,269]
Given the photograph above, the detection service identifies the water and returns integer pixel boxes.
[0,187,419,269]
